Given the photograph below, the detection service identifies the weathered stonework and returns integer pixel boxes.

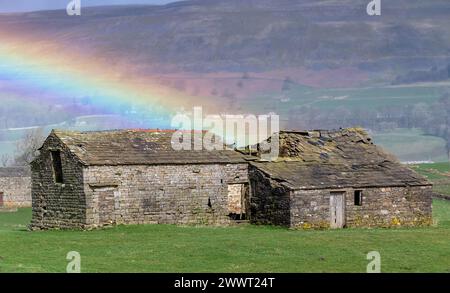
[83,163,248,228]
[0,167,31,208]
[249,166,291,226]
[289,186,433,229]
[30,130,249,229]
[30,134,86,229]
[249,166,432,229]
[247,129,433,229]
[30,128,433,230]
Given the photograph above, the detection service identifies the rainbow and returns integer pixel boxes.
[0,28,216,129]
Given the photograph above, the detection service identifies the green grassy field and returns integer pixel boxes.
[0,201,450,273]
[242,83,448,113]
[412,162,450,195]
[373,129,448,163]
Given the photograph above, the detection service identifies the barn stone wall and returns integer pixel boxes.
[30,134,86,229]
[290,186,433,229]
[29,132,433,230]
[249,163,432,229]
[0,176,31,208]
[83,163,249,227]
[249,166,291,226]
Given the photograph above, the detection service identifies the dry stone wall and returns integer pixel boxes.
[0,176,31,208]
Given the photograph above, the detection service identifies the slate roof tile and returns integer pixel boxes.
[52,129,246,166]
[248,128,430,189]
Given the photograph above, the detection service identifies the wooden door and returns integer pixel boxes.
[93,188,116,225]
[330,192,345,228]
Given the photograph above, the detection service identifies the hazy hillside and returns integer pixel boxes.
[1,0,450,163]
[1,0,449,75]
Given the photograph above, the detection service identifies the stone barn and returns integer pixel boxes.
[30,128,432,230]
[30,130,249,229]
[0,167,31,208]
[248,129,433,228]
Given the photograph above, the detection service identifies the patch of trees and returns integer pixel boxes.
[1,128,46,167]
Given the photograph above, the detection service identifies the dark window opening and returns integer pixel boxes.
[207,197,212,208]
[228,213,246,221]
[51,151,64,183]
[354,190,363,206]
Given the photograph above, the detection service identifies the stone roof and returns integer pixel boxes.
[0,166,31,178]
[50,129,247,166]
[249,128,430,189]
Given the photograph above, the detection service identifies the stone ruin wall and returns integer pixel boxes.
[249,164,432,229]
[30,132,433,230]
[83,163,249,228]
[0,176,31,208]
[249,166,291,227]
[291,186,433,229]
[30,134,86,229]
[31,131,250,229]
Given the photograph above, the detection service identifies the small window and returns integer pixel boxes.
[354,190,363,206]
[207,197,212,208]
[51,151,64,183]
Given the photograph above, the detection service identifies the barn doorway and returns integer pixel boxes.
[92,186,119,225]
[227,184,249,220]
[330,192,346,228]
[0,192,3,207]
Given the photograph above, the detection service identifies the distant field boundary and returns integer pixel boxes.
[433,193,450,201]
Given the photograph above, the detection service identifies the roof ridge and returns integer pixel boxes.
[52,129,211,135]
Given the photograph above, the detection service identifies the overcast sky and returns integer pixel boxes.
[0,0,182,13]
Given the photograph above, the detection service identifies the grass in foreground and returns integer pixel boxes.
[0,200,450,273]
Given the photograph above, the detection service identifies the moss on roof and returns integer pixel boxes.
[249,128,430,189]
[51,129,247,166]
[45,128,430,189]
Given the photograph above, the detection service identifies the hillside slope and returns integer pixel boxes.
[1,0,449,74]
